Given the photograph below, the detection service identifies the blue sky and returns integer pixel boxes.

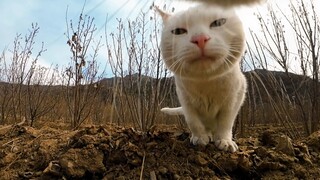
[0,0,156,75]
[0,0,196,75]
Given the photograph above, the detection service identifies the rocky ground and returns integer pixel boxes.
[0,122,320,179]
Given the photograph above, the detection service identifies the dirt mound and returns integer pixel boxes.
[0,124,320,179]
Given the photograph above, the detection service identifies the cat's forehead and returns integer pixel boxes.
[167,5,236,26]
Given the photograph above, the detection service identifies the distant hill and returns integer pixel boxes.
[244,69,317,102]
[95,69,319,107]
[0,69,318,130]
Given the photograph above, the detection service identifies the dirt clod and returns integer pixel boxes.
[0,124,320,179]
[276,135,295,156]
[59,146,106,178]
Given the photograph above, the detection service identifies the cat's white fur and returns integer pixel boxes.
[156,4,247,152]
[180,0,265,7]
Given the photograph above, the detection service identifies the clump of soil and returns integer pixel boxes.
[0,123,320,179]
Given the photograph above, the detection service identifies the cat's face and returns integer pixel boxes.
[157,5,245,79]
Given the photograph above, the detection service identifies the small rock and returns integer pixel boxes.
[86,126,98,135]
[253,155,263,166]
[34,171,43,177]
[276,135,295,156]
[19,171,34,178]
[98,143,110,151]
[11,146,19,153]
[146,141,158,149]
[98,126,110,136]
[305,131,320,152]
[255,146,269,157]
[277,153,296,164]
[43,161,61,176]
[174,174,181,180]
[159,166,168,174]
[175,132,189,141]
[310,152,318,157]
[150,171,157,180]
[260,129,279,147]
[238,154,252,170]
[73,134,95,147]
[116,176,126,180]
[1,153,16,166]
[39,139,59,162]
[128,157,141,166]
[195,154,208,166]
[297,143,310,155]
[216,154,238,172]
[294,164,309,179]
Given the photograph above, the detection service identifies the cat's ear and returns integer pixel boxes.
[154,6,171,22]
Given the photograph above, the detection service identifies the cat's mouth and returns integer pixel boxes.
[188,54,223,63]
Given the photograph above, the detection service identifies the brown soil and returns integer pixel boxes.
[0,123,320,179]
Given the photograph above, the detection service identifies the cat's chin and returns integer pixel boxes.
[191,56,216,62]
[185,55,225,69]
[186,53,221,62]
[176,56,236,80]
[180,63,221,78]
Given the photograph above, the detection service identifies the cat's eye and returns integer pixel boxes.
[171,28,187,35]
[210,18,227,28]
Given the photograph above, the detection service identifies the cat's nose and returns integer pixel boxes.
[191,34,211,49]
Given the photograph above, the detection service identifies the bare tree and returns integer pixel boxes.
[106,10,175,131]
[289,0,319,133]
[25,65,59,126]
[0,24,46,124]
[64,11,104,129]
[0,50,12,124]
[245,0,319,135]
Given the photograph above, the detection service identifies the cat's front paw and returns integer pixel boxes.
[214,139,238,152]
[190,133,213,146]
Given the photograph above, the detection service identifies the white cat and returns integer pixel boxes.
[156,4,248,152]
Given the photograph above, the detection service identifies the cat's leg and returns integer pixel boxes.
[213,106,240,152]
[184,109,213,145]
[214,85,246,152]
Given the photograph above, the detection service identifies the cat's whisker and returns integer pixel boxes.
[223,57,231,67]
[166,49,195,75]
[225,58,233,67]
[229,48,242,53]
[166,55,184,73]
[228,49,243,60]
[168,61,179,72]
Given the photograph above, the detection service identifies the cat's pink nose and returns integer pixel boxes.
[191,34,211,49]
